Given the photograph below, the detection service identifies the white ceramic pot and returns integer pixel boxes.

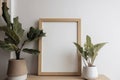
[83,66,98,79]
[7,74,27,80]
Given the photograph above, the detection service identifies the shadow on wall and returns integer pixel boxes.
[21,37,38,74]
[0,48,10,79]
[0,17,10,79]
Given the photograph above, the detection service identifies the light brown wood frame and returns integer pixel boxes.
[38,18,81,76]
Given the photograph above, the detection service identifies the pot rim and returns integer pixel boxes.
[9,58,25,61]
[83,65,96,68]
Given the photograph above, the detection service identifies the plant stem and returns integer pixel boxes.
[15,40,28,60]
[83,58,88,67]
[16,53,20,60]
[15,49,20,60]
[20,40,28,50]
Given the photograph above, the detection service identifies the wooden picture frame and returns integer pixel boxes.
[38,18,81,76]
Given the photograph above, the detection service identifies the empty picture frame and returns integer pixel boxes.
[38,18,81,76]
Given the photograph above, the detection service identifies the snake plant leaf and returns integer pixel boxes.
[91,42,107,64]
[0,40,17,51]
[2,2,11,27]
[27,27,45,41]
[22,48,40,55]
[0,26,20,45]
[13,17,24,39]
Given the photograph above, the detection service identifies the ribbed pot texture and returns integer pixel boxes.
[7,59,28,77]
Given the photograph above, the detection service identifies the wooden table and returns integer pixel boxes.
[27,75,110,80]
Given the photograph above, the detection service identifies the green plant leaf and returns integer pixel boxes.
[94,43,107,53]
[86,35,92,47]
[0,40,17,51]
[27,27,45,41]
[74,42,83,53]
[83,51,88,60]
[84,35,94,59]
[86,35,93,47]
[74,42,89,61]
[91,42,107,64]
[84,35,92,51]
[4,37,15,44]
[2,2,11,27]
[22,48,40,55]
[87,47,94,58]
[13,17,24,39]
[0,26,20,45]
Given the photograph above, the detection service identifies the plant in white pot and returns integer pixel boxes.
[0,1,45,80]
[74,35,106,80]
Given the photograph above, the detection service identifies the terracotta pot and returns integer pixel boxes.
[7,59,28,80]
[82,66,98,80]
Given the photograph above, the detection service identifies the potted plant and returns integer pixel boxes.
[74,35,106,79]
[0,1,45,80]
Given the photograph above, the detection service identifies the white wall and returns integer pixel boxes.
[1,0,120,79]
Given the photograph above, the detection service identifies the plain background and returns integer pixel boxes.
[0,0,120,79]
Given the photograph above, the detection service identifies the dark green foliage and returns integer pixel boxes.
[2,2,11,27]
[13,17,24,39]
[23,48,40,55]
[0,26,20,45]
[0,40,17,51]
[0,2,45,60]
[27,27,45,41]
